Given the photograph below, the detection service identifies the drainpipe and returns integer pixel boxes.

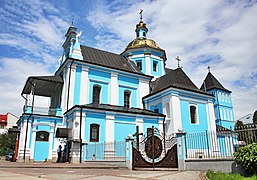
[66,59,75,112]
[79,106,82,163]
[163,116,166,154]
[23,80,35,160]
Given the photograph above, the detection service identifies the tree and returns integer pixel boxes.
[0,132,16,156]
[253,110,257,124]
[234,143,257,176]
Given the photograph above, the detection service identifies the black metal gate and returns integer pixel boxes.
[132,126,178,169]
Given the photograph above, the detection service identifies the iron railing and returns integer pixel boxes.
[84,141,126,161]
[235,124,257,145]
[185,130,238,159]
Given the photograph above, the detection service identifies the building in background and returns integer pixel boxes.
[0,113,18,134]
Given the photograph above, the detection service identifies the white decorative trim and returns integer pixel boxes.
[136,117,144,134]
[110,72,119,105]
[106,114,115,142]
[80,66,89,105]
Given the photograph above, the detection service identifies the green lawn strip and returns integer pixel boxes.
[206,170,257,180]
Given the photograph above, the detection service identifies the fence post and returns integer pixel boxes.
[176,132,186,171]
[205,130,210,158]
[125,137,134,170]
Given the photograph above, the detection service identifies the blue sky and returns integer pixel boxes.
[0,0,256,119]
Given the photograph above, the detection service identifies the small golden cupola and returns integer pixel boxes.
[125,10,163,51]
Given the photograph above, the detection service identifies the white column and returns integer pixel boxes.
[110,72,119,105]
[69,64,76,109]
[207,101,216,133]
[158,119,164,134]
[30,123,37,160]
[138,78,150,108]
[61,68,68,113]
[73,111,81,140]
[171,94,182,133]
[106,114,115,142]
[81,112,86,143]
[25,121,31,156]
[145,54,151,76]
[105,114,115,159]
[136,117,144,134]
[48,123,55,160]
[206,101,219,156]
[80,66,89,105]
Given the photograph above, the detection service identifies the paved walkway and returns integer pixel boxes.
[0,160,204,179]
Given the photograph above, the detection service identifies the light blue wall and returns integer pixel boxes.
[143,118,159,134]
[84,112,106,143]
[34,125,51,161]
[208,89,235,129]
[150,102,162,113]
[89,81,109,104]
[118,86,137,107]
[132,57,146,74]
[88,69,111,83]
[115,115,136,141]
[150,57,163,77]
[118,75,139,88]
[74,66,82,105]
[180,100,209,133]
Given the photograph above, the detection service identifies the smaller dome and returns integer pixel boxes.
[125,38,164,51]
[136,20,148,32]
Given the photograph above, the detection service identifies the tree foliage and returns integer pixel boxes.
[234,143,257,176]
[0,132,16,156]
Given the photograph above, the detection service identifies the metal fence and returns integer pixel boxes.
[83,141,126,161]
[185,130,238,159]
[235,124,257,145]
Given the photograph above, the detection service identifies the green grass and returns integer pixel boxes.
[206,170,257,180]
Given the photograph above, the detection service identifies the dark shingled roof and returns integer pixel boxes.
[66,103,165,117]
[22,76,63,97]
[200,72,231,92]
[149,68,205,95]
[81,45,142,75]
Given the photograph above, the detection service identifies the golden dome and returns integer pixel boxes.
[136,20,148,31]
[125,38,164,51]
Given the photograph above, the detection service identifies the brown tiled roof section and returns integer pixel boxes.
[81,45,142,74]
[150,68,203,94]
[200,72,231,92]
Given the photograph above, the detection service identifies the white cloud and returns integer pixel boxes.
[0,58,51,116]
[86,0,257,119]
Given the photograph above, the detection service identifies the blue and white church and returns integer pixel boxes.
[17,15,236,163]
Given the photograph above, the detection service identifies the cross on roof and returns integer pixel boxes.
[139,9,143,20]
[175,56,181,68]
[207,66,211,72]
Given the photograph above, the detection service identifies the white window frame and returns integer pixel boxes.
[189,104,199,124]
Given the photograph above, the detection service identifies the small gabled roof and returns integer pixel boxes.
[149,68,206,95]
[200,72,231,92]
[80,45,144,75]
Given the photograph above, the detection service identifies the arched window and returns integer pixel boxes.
[92,85,101,104]
[124,90,131,108]
[190,105,197,124]
[90,124,100,142]
[36,131,49,142]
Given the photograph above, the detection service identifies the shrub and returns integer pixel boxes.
[234,143,257,176]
